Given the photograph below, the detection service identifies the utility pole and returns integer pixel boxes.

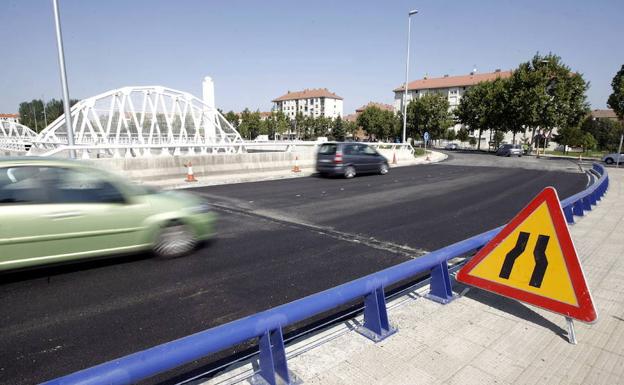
[402,10,418,144]
[52,0,76,158]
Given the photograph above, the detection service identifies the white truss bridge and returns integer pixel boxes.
[2,85,245,158]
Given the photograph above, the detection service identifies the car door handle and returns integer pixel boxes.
[42,211,83,219]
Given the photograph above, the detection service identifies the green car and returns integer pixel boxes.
[0,158,216,272]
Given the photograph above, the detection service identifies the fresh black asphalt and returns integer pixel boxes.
[0,153,587,384]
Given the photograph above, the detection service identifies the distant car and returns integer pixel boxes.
[445,143,459,150]
[316,142,389,178]
[602,153,624,165]
[496,144,523,157]
[0,158,216,272]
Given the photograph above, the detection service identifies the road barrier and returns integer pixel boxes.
[43,164,609,385]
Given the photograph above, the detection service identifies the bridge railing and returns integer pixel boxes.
[43,164,608,385]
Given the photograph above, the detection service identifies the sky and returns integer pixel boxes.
[1,0,623,116]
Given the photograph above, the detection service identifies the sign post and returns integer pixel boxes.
[457,187,597,343]
[424,131,430,161]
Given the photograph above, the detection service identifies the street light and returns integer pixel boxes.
[402,9,418,144]
[52,0,76,158]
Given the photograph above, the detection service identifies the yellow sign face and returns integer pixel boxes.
[468,202,577,306]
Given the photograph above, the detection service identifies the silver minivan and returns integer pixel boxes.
[496,144,523,157]
[316,142,389,178]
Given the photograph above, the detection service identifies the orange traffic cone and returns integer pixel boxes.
[184,162,198,182]
[392,152,397,165]
[292,155,301,173]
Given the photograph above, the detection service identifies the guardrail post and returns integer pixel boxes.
[563,205,574,224]
[573,200,584,217]
[356,286,397,342]
[582,196,592,211]
[251,328,300,385]
[425,262,457,304]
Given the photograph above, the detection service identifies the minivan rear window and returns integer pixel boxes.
[318,144,337,155]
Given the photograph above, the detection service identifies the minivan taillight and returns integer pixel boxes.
[334,152,343,164]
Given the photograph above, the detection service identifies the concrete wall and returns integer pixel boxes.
[89,147,415,182]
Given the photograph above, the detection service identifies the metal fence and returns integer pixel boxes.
[43,164,609,385]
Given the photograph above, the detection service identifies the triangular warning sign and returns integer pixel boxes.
[457,187,597,323]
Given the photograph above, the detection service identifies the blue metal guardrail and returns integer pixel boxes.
[44,164,609,385]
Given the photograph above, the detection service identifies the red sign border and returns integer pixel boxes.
[456,187,597,323]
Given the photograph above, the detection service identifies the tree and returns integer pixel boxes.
[18,98,79,132]
[224,111,240,128]
[356,106,399,141]
[443,128,456,141]
[607,65,624,120]
[580,115,624,151]
[237,109,264,139]
[456,82,492,150]
[456,127,469,143]
[332,116,346,141]
[509,53,589,151]
[406,93,453,140]
[493,130,505,148]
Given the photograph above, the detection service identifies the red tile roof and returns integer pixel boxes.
[343,113,358,123]
[355,102,394,113]
[0,113,19,118]
[591,109,618,120]
[272,88,343,102]
[393,70,512,92]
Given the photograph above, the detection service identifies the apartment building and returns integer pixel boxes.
[272,88,343,119]
[392,70,527,146]
[0,113,20,124]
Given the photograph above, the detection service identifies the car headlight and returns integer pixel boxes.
[188,202,212,214]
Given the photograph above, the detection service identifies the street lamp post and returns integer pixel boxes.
[402,9,418,144]
[52,0,76,158]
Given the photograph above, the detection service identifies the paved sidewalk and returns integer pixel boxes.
[205,168,624,385]
[141,151,447,189]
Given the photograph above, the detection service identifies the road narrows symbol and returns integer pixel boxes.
[499,232,530,279]
[530,235,549,288]
[498,232,550,288]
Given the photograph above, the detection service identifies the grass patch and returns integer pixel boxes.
[414,148,426,156]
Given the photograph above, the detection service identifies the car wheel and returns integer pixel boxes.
[379,163,389,175]
[605,157,614,165]
[344,166,356,179]
[153,221,197,258]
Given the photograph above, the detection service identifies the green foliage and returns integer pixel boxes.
[493,131,505,148]
[580,115,624,151]
[356,106,399,141]
[553,126,597,153]
[468,137,477,147]
[224,111,240,128]
[607,65,624,120]
[443,128,456,141]
[406,93,453,140]
[238,109,264,139]
[332,116,346,141]
[456,127,469,142]
[509,53,589,142]
[18,98,79,132]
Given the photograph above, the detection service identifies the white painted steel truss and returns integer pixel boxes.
[0,120,37,152]
[29,86,244,158]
